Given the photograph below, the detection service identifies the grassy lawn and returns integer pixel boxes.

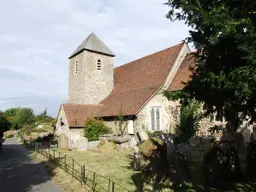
[58,149,139,191]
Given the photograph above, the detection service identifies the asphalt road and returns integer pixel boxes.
[0,138,62,192]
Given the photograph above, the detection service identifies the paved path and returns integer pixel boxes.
[0,138,62,192]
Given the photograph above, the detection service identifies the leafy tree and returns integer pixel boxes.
[3,107,35,128]
[0,111,11,135]
[36,108,49,121]
[84,118,110,141]
[4,108,21,128]
[4,108,19,117]
[16,108,35,127]
[165,0,256,132]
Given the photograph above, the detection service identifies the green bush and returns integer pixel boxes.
[84,118,110,141]
[148,130,165,138]
[175,99,202,144]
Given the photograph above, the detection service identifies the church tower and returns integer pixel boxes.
[68,33,115,104]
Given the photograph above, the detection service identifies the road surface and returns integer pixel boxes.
[0,138,62,192]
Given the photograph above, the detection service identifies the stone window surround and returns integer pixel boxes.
[151,106,162,131]
[97,59,102,70]
[74,61,78,75]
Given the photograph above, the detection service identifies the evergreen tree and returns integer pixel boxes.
[165,0,256,131]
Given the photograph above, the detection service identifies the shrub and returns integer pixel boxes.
[114,113,128,136]
[175,99,202,144]
[148,130,165,138]
[84,118,110,141]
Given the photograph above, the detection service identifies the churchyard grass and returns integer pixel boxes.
[56,149,139,191]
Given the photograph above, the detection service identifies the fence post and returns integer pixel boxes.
[108,179,111,192]
[64,155,67,171]
[80,165,85,185]
[112,182,115,192]
[58,152,61,166]
[92,172,96,191]
[72,159,74,177]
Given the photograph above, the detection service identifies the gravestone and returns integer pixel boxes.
[177,143,192,157]
[140,141,191,190]
[138,130,149,141]
[76,137,88,151]
[234,132,245,153]
[129,137,137,148]
[246,142,256,177]
[250,130,256,142]
[226,146,242,180]
[155,134,176,159]
[133,152,141,171]
[168,151,191,184]
[203,146,232,190]
[166,138,176,160]
[189,136,201,147]
[139,138,161,157]
[120,141,130,149]
[58,133,69,150]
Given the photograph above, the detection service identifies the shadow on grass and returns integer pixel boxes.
[126,142,256,192]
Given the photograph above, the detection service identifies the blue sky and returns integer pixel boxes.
[0,0,191,117]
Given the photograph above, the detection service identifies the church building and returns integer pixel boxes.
[55,33,195,142]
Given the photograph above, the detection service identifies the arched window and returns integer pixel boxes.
[156,108,160,130]
[97,59,101,70]
[151,107,161,131]
[151,108,155,131]
[74,61,78,75]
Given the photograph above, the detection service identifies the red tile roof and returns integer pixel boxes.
[98,42,184,117]
[63,104,103,127]
[62,43,191,127]
[168,53,195,91]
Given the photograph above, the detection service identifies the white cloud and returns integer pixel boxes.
[0,0,191,116]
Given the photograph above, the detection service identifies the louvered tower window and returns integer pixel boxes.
[97,59,101,70]
[74,61,78,75]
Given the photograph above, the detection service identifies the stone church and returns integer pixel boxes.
[55,32,196,143]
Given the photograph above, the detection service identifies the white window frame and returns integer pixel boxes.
[150,106,162,131]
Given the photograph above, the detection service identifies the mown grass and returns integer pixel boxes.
[58,149,139,191]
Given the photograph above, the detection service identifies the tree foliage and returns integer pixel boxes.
[3,107,35,129]
[84,118,111,141]
[175,99,202,143]
[16,108,35,126]
[36,108,48,120]
[0,111,11,135]
[165,0,256,131]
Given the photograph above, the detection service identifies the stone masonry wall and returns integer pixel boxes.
[55,105,70,136]
[134,92,180,133]
[68,52,86,104]
[68,50,114,104]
